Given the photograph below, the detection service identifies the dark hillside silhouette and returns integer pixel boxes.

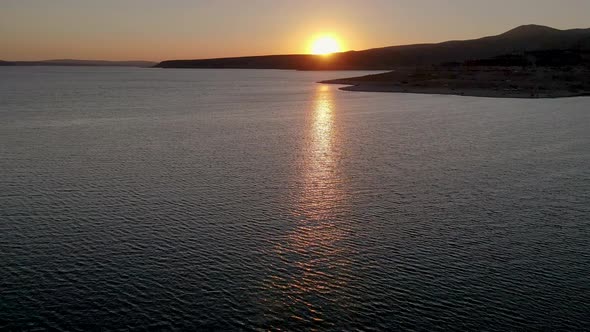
[157,25,590,70]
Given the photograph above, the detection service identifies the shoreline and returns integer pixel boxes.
[321,80,590,99]
[320,66,590,99]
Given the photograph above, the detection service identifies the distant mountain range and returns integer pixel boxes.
[0,59,155,67]
[156,25,590,70]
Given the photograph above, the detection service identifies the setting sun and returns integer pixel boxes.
[310,36,342,55]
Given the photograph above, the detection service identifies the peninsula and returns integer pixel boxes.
[321,50,590,98]
[155,24,590,98]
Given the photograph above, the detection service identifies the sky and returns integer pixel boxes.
[1,0,590,61]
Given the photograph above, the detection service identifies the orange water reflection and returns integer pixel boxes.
[299,83,343,221]
[262,85,353,326]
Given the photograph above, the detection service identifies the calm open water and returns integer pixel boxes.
[1,67,589,331]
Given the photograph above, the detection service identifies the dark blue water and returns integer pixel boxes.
[1,67,589,331]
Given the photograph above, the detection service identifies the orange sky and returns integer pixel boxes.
[1,0,589,61]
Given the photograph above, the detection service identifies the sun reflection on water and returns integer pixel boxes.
[261,85,354,327]
[301,83,340,220]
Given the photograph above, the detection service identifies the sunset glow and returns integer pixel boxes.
[310,36,342,55]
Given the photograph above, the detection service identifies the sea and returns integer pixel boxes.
[1,67,589,331]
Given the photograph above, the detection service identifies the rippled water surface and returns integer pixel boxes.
[1,67,589,330]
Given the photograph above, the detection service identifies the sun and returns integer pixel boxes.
[310,36,342,55]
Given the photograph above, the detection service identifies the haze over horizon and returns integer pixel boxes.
[2,0,590,61]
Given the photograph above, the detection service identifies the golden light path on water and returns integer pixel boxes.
[301,84,340,220]
[263,85,355,327]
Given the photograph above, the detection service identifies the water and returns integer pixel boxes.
[1,67,589,331]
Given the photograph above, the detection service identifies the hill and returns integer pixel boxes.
[156,25,590,70]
